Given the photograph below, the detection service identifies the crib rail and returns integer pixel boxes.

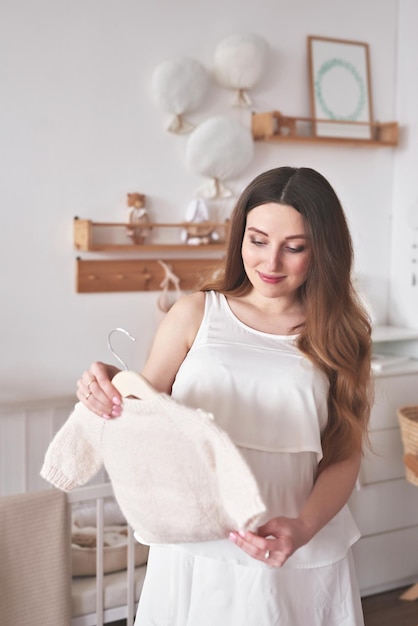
[68,483,139,626]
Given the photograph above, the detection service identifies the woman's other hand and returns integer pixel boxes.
[76,361,121,419]
[229,516,310,568]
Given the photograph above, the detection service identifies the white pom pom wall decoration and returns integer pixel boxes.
[186,115,254,199]
[213,33,268,108]
[152,57,210,133]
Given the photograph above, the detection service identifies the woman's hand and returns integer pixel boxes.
[76,361,122,418]
[230,452,362,567]
[229,516,310,568]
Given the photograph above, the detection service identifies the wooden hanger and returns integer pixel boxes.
[112,370,158,400]
[108,327,158,400]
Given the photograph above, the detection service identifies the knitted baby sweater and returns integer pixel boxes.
[41,395,266,544]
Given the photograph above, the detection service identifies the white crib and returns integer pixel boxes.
[0,396,147,626]
[69,482,147,626]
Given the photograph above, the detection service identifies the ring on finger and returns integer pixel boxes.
[264,549,270,560]
[86,392,92,400]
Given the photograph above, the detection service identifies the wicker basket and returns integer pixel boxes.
[397,405,418,486]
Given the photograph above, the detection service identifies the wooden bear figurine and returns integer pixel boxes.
[126,193,151,245]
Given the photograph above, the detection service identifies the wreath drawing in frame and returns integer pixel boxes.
[307,35,374,140]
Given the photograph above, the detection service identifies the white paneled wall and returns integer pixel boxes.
[0,397,107,495]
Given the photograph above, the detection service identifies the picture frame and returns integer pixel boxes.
[307,36,373,140]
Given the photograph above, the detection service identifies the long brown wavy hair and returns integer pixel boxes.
[201,166,373,470]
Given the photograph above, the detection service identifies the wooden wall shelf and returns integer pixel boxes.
[74,218,228,252]
[73,218,228,293]
[76,257,223,293]
[251,111,399,147]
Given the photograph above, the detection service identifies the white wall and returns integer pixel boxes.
[0,0,400,401]
[390,0,418,330]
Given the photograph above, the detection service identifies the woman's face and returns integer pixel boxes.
[241,203,311,300]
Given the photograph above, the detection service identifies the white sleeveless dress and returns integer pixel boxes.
[134,291,364,625]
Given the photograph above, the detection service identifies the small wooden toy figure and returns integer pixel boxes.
[180,198,220,245]
[126,192,151,244]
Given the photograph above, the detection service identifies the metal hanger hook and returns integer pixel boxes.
[107,327,136,371]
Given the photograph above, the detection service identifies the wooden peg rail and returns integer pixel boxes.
[76,257,224,293]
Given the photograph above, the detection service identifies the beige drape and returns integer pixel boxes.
[0,489,71,626]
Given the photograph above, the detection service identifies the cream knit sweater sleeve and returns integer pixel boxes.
[41,402,104,491]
